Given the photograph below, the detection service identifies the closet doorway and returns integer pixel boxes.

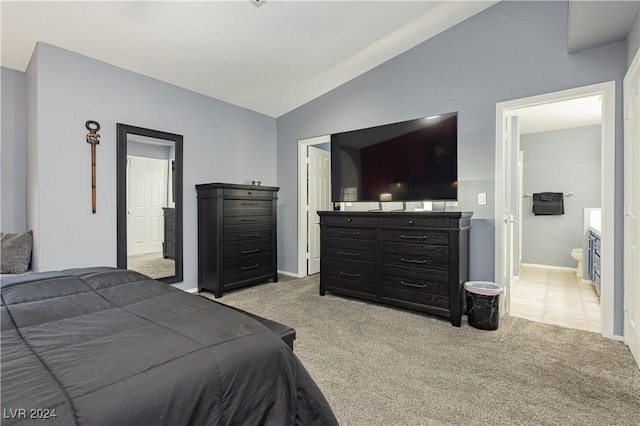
[298,135,332,277]
[495,81,616,338]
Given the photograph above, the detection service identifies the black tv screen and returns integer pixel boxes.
[331,112,458,202]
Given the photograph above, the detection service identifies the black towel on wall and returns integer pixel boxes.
[532,192,564,215]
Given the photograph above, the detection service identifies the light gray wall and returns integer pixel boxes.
[1,67,27,233]
[521,125,601,268]
[275,1,627,332]
[25,43,277,290]
[627,6,639,68]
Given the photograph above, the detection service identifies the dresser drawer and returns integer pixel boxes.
[383,264,448,283]
[224,239,272,259]
[224,199,272,216]
[381,230,449,245]
[224,229,272,242]
[382,273,449,296]
[326,236,375,250]
[325,246,376,262]
[322,215,378,227]
[381,286,449,310]
[224,222,272,234]
[323,258,376,296]
[225,215,272,225]
[223,264,274,284]
[224,188,274,199]
[324,258,376,282]
[379,217,450,228]
[382,244,449,270]
[224,252,272,268]
[326,227,376,241]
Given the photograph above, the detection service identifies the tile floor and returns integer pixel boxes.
[509,265,601,333]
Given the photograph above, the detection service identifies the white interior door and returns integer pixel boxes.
[127,156,168,255]
[624,49,640,368]
[308,145,331,275]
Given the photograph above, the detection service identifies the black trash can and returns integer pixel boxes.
[464,281,504,330]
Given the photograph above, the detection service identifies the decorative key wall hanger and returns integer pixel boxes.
[86,120,101,213]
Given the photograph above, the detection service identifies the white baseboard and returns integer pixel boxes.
[278,270,304,278]
[182,272,300,294]
[521,263,577,272]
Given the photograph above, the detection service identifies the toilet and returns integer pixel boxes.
[571,248,583,278]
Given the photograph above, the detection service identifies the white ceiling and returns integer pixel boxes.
[1,1,637,119]
[568,0,639,53]
[0,1,497,117]
[510,95,603,135]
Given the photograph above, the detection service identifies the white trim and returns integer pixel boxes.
[496,81,616,339]
[297,135,331,277]
[182,287,198,294]
[278,269,304,279]
[521,263,577,272]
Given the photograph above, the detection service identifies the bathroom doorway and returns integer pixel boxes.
[511,97,602,332]
[495,82,616,337]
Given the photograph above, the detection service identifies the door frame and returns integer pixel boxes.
[495,81,616,339]
[298,134,331,277]
[623,47,640,367]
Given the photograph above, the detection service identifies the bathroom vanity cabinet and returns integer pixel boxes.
[588,230,601,295]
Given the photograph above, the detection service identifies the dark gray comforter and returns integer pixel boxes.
[1,267,337,425]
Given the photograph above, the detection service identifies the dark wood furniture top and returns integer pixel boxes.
[318,210,472,326]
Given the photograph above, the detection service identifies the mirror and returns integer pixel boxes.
[117,124,183,283]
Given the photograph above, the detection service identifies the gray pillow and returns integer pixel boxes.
[1,230,33,274]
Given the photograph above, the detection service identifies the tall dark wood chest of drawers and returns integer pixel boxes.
[196,183,279,297]
[318,211,472,326]
[162,207,175,259]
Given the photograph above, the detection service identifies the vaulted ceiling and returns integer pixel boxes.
[2,1,637,118]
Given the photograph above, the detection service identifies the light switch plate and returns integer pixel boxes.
[478,193,487,205]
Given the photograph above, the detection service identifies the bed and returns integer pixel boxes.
[1,267,337,425]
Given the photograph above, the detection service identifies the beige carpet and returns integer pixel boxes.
[127,252,174,279]
[201,274,640,426]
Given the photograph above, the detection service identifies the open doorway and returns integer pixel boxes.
[495,81,616,339]
[298,135,332,277]
[507,96,602,333]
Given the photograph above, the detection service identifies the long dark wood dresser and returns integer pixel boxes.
[196,183,279,297]
[318,211,472,326]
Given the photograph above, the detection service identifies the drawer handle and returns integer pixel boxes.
[339,251,360,257]
[241,233,259,238]
[339,271,360,278]
[242,248,260,254]
[242,264,260,270]
[400,257,427,264]
[400,280,427,289]
[241,218,257,222]
[339,231,361,236]
[242,202,259,206]
[400,235,427,240]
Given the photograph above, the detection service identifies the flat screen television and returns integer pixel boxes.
[331,112,458,203]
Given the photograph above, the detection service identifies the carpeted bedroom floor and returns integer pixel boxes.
[201,274,640,426]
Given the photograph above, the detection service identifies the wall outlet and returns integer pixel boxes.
[478,193,487,205]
